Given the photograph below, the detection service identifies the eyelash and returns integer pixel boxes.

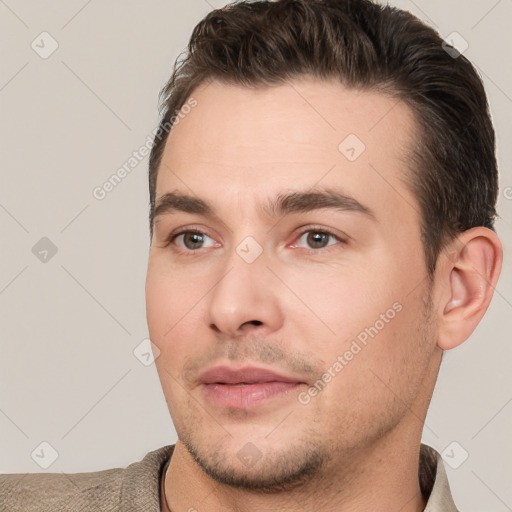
[165,225,346,257]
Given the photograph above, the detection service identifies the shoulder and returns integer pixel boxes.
[0,445,175,512]
[0,468,124,512]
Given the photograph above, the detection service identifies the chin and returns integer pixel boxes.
[180,430,329,493]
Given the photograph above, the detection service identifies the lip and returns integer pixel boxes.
[198,365,306,409]
[198,365,304,385]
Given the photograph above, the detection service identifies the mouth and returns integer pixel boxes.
[198,365,306,409]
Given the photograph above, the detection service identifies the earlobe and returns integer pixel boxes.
[437,227,502,351]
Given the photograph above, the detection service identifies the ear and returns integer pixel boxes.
[436,227,503,350]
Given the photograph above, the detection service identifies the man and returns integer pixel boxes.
[1,0,503,510]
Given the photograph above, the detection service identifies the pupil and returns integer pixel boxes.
[308,232,327,248]
[185,232,203,249]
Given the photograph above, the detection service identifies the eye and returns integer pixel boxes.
[292,228,344,250]
[171,230,219,251]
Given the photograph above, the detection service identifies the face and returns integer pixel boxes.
[145,78,439,490]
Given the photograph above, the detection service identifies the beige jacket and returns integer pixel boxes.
[0,443,458,511]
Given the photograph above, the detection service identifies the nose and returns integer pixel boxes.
[205,245,284,338]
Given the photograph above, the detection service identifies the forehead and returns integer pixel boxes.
[157,78,419,225]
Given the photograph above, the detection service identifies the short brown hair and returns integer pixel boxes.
[148,0,498,276]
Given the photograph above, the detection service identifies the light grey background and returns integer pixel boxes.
[0,0,511,510]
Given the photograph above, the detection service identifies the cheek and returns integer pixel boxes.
[146,258,202,337]
[281,259,429,383]
[147,267,196,420]
[334,292,432,408]
[278,264,390,353]
[145,265,171,338]
[146,265,194,379]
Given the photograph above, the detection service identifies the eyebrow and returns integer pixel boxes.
[151,188,377,226]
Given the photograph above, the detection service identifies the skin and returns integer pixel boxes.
[145,78,502,512]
